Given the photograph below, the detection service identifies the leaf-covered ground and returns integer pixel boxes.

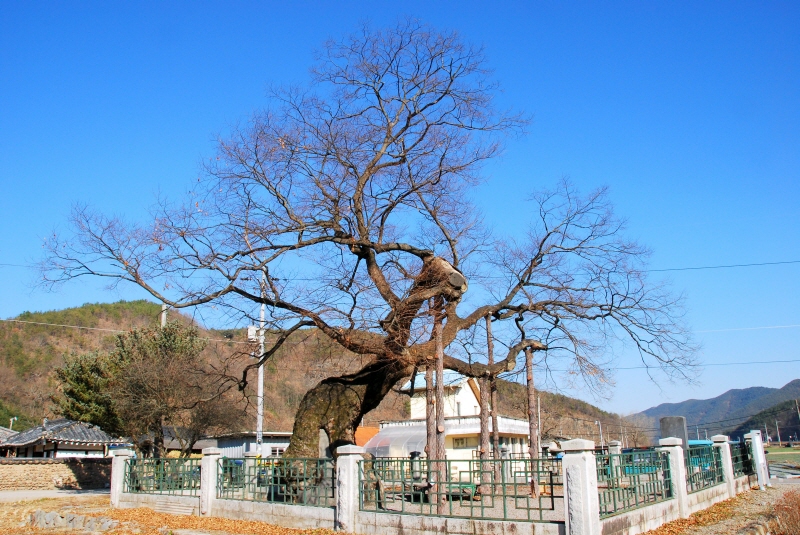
[644,481,800,535]
[0,494,336,535]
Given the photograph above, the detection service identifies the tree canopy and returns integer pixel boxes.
[44,21,695,456]
[53,322,244,456]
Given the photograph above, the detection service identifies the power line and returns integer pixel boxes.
[4,259,800,273]
[695,324,800,333]
[2,317,799,368]
[0,318,252,345]
[612,359,800,370]
[646,260,800,272]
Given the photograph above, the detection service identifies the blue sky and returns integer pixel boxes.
[1,1,798,414]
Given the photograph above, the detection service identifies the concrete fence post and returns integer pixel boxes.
[335,445,364,532]
[243,451,259,500]
[607,440,622,482]
[562,439,601,535]
[110,448,133,508]
[200,447,221,517]
[711,435,735,498]
[657,438,688,519]
[744,430,770,490]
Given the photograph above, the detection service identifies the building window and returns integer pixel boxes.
[271,447,285,457]
[454,438,470,449]
[456,402,461,416]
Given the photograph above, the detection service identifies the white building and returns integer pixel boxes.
[214,431,292,458]
[364,371,531,459]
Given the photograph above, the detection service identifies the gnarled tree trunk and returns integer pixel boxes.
[283,358,413,458]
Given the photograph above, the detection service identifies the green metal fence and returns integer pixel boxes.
[731,442,755,477]
[216,457,335,507]
[685,445,724,493]
[359,457,563,522]
[596,450,672,518]
[124,458,201,495]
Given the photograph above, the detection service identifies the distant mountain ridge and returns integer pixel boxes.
[728,399,800,441]
[637,379,800,432]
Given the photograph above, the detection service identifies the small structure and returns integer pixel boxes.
[364,372,532,459]
[1,418,125,458]
[212,430,292,457]
[162,427,218,456]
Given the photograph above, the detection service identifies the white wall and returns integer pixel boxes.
[409,380,481,420]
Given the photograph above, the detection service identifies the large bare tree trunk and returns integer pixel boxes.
[434,309,446,513]
[525,347,539,498]
[284,359,412,458]
[486,317,500,460]
[426,362,435,458]
[479,374,491,493]
[434,312,446,460]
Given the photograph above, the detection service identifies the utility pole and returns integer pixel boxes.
[9,417,17,430]
[537,394,541,454]
[764,423,769,443]
[160,303,167,328]
[595,420,604,449]
[795,399,800,425]
[776,420,781,446]
[257,271,266,456]
[704,429,708,440]
[696,426,700,440]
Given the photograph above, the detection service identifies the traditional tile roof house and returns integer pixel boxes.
[0,426,16,443]
[1,418,126,459]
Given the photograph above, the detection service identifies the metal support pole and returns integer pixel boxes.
[537,394,541,452]
[595,421,604,449]
[776,420,781,446]
[256,271,266,456]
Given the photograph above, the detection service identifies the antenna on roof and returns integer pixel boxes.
[9,416,17,430]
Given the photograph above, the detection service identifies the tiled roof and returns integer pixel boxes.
[1,418,125,447]
[0,426,17,443]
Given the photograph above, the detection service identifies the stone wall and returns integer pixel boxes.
[0,458,112,490]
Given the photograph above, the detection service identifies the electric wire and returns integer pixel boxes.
[0,318,253,345]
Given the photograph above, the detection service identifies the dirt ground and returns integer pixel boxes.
[0,494,336,535]
[644,480,800,535]
[1,480,798,535]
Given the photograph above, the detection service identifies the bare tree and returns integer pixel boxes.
[622,414,656,448]
[43,21,695,457]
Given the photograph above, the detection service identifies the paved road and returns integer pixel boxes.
[0,489,109,502]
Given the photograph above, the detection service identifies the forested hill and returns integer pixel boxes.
[637,379,800,430]
[1,301,617,440]
[728,399,800,441]
[0,301,167,430]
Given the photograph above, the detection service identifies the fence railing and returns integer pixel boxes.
[216,457,335,507]
[685,446,724,493]
[359,457,563,522]
[596,449,672,518]
[731,442,755,477]
[124,458,201,495]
